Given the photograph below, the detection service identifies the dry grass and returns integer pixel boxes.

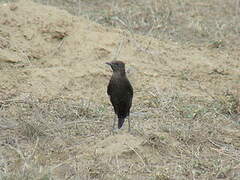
[0,88,239,179]
[33,0,240,49]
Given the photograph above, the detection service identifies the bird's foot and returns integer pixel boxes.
[110,128,117,135]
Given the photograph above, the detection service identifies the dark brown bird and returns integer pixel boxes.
[106,60,133,132]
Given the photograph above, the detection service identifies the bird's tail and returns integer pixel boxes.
[118,118,125,129]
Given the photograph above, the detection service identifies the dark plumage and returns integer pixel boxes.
[106,61,133,132]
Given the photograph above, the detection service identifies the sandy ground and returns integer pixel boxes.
[0,0,239,179]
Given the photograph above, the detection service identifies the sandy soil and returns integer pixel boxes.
[0,0,239,179]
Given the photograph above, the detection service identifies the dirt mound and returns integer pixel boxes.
[0,0,239,179]
[0,0,121,100]
[94,134,143,156]
[1,0,239,102]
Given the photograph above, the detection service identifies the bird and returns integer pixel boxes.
[106,60,133,132]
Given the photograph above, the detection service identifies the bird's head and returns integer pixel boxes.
[106,60,125,72]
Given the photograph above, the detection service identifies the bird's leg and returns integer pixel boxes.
[128,115,131,132]
[112,115,117,134]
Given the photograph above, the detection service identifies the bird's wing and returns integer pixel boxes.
[125,79,133,96]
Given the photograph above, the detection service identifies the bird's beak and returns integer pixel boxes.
[106,62,111,66]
